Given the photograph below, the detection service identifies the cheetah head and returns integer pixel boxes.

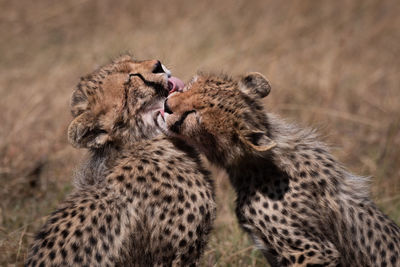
[68,55,184,149]
[157,72,276,166]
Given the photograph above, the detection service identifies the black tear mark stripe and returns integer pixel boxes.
[129,73,168,97]
[170,110,196,133]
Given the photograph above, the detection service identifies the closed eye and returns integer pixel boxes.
[128,73,143,82]
[170,110,196,133]
[127,72,168,97]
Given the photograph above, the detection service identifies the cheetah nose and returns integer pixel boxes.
[164,99,173,114]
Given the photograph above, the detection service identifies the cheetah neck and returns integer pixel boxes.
[227,113,370,202]
[74,144,121,188]
[74,132,163,187]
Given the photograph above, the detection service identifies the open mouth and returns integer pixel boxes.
[167,76,185,94]
[156,75,192,128]
[159,76,185,120]
[156,75,199,132]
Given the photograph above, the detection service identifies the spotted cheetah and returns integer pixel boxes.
[158,73,400,266]
[25,56,216,267]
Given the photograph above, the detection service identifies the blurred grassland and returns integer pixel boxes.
[0,0,399,266]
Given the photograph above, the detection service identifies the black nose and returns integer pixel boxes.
[164,99,173,114]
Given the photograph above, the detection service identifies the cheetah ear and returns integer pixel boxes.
[68,112,111,149]
[238,130,276,152]
[239,72,271,99]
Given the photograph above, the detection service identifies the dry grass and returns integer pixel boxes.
[1,0,399,266]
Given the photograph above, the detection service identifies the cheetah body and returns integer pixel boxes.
[25,56,216,266]
[160,73,400,266]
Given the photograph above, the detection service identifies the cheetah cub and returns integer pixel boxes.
[25,56,216,267]
[158,73,400,266]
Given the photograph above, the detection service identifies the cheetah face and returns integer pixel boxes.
[157,72,276,166]
[68,55,184,149]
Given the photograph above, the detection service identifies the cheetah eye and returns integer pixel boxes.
[127,73,144,83]
[170,110,196,133]
[152,61,164,74]
[127,73,135,83]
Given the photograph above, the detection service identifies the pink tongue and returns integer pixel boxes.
[168,77,185,94]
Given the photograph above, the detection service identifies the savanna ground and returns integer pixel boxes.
[0,0,399,266]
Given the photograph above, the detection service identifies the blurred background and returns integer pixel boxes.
[0,0,399,266]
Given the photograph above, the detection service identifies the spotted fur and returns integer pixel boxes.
[160,73,400,266]
[25,56,216,267]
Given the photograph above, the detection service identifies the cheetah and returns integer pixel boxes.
[157,72,400,266]
[25,56,216,267]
